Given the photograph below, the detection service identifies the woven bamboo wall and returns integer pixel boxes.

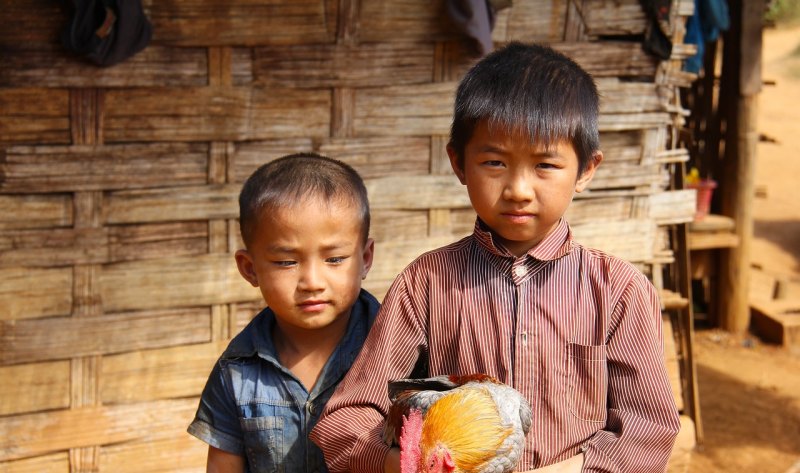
[0,0,696,470]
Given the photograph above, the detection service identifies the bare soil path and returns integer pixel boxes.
[687,23,800,473]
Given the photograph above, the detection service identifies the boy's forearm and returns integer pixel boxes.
[311,408,391,473]
[519,453,584,473]
[206,446,245,473]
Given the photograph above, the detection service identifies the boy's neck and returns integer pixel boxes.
[272,311,352,391]
[482,218,563,258]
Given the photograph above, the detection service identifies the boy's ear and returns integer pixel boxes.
[360,238,375,280]
[446,144,466,184]
[575,151,603,193]
[235,249,259,287]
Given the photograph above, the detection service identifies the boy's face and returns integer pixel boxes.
[235,195,374,336]
[448,120,601,257]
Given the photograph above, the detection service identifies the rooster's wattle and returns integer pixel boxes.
[382,374,532,473]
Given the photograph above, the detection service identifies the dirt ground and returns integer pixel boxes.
[686,24,800,473]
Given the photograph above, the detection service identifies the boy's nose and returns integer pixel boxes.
[503,171,535,202]
[298,263,325,292]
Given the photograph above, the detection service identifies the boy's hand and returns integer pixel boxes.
[384,447,401,473]
[518,453,584,473]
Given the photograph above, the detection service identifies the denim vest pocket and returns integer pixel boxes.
[240,416,285,473]
[567,343,608,423]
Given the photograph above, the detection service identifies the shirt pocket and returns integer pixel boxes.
[240,416,285,473]
[567,343,608,423]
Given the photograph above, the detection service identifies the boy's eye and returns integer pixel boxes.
[273,260,296,267]
[327,256,348,264]
[482,160,504,167]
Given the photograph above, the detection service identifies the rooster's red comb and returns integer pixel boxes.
[399,408,423,473]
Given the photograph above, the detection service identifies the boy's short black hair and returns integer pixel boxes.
[238,152,370,248]
[449,42,600,175]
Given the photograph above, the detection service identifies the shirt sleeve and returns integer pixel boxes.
[581,270,682,472]
[187,359,245,455]
[310,271,428,473]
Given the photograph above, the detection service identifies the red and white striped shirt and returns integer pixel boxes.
[310,219,680,472]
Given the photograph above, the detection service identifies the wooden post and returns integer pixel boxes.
[718,0,763,332]
[69,88,102,473]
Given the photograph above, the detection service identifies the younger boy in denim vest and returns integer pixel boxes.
[188,153,379,472]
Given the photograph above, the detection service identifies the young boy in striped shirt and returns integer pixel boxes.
[311,42,681,473]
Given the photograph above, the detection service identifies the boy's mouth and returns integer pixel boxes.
[299,300,329,312]
[501,211,535,223]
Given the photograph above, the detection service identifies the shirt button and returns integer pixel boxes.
[514,265,527,277]
[306,402,315,415]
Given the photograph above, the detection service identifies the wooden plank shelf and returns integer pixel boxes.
[661,289,690,310]
[689,214,740,250]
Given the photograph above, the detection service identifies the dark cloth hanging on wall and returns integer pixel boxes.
[639,0,674,60]
[61,0,153,67]
[683,0,730,73]
[445,0,512,56]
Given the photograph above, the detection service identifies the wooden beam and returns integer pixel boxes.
[0,399,197,461]
[98,435,207,473]
[0,143,209,193]
[0,308,212,365]
[0,361,71,416]
[0,267,73,321]
[493,1,568,42]
[100,341,228,404]
[102,87,331,142]
[145,0,336,46]
[317,137,431,179]
[251,43,436,88]
[571,219,656,262]
[0,89,70,144]
[675,222,704,443]
[353,83,457,137]
[0,195,72,231]
[0,453,69,473]
[230,138,315,182]
[100,254,260,312]
[718,0,764,333]
[0,46,208,88]
[359,0,455,42]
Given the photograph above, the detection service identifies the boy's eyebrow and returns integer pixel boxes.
[476,144,511,156]
[320,241,352,252]
[267,245,297,254]
[532,150,562,158]
[267,241,353,254]
[478,144,563,158]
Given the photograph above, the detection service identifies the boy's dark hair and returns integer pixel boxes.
[238,152,370,248]
[449,42,600,175]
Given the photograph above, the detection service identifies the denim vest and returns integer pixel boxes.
[188,289,379,473]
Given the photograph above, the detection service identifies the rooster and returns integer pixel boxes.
[383,374,532,473]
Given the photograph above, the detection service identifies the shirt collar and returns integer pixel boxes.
[473,217,573,262]
[220,289,379,392]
